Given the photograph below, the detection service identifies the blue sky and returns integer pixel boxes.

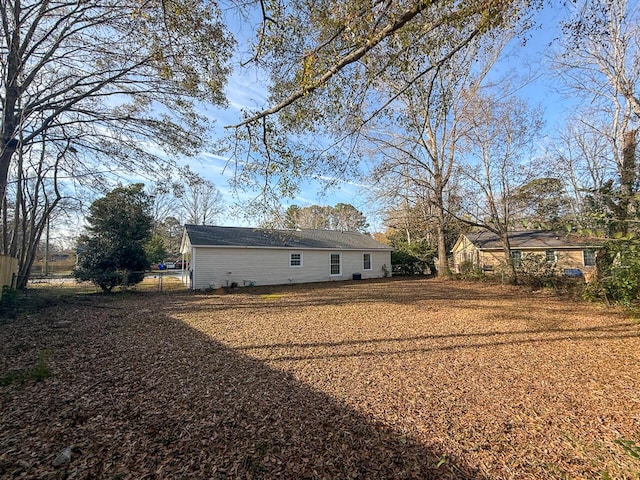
[176,3,582,231]
[182,53,377,227]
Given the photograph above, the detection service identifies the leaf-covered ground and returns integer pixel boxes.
[1,278,639,479]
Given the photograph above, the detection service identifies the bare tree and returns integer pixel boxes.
[553,0,640,233]
[548,118,620,230]
[365,27,512,277]
[225,0,540,203]
[0,0,234,285]
[275,204,368,232]
[148,186,180,234]
[178,180,225,226]
[458,93,543,282]
[557,0,640,119]
[293,205,331,230]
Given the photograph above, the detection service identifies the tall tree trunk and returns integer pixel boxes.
[0,2,22,210]
[433,177,451,278]
[435,207,451,278]
[500,233,517,284]
[617,128,638,235]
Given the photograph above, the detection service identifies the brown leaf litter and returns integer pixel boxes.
[1,278,639,479]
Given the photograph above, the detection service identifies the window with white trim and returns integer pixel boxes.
[289,252,302,267]
[545,250,557,263]
[330,253,341,275]
[363,253,372,270]
[583,249,596,267]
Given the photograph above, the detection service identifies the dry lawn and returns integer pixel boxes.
[1,278,640,479]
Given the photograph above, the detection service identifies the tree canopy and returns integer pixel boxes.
[0,0,235,287]
[74,184,153,292]
[226,0,541,201]
[0,0,234,210]
[276,203,369,232]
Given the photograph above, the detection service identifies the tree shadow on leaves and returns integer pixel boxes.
[0,303,486,479]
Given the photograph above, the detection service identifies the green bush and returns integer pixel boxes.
[584,236,640,307]
[457,260,486,281]
[391,251,430,276]
[517,253,561,290]
[73,184,152,292]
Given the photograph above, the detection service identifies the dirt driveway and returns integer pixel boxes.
[1,278,639,479]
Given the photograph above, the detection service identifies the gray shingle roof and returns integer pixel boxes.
[465,230,602,250]
[185,224,392,250]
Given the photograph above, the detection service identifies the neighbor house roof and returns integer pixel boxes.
[184,224,392,250]
[460,230,603,250]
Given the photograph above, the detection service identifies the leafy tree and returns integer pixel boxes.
[329,203,369,232]
[283,205,301,229]
[386,227,437,275]
[391,250,433,276]
[279,203,369,232]
[510,177,574,229]
[74,184,153,292]
[144,235,167,264]
[226,0,541,203]
[0,0,233,286]
[584,234,640,306]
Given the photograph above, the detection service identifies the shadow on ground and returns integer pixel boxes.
[0,293,485,479]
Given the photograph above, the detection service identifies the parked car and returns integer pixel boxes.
[175,260,189,269]
[164,261,176,269]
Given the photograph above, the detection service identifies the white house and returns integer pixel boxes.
[180,224,393,289]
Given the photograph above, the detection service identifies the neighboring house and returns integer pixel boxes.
[451,230,602,277]
[180,224,393,290]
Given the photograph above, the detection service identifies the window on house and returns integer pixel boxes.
[583,249,596,267]
[290,252,302,267]
[510,250,522,268]
[363,253,372,270]
[545,250,557,263]
[330,253,341,275]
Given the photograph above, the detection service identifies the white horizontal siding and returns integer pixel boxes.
[191,247,391,289]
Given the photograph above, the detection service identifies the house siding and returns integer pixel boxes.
[190,247,391,290]
[453,244,596,277]
[477,248,596,273]
[452,236,480,269]
[451,231,602,279]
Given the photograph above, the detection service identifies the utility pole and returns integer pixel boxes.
[44,216,50,276]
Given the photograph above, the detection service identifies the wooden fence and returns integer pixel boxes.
[0,255,18,300]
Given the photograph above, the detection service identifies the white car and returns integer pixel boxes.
[164,261,176,269]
